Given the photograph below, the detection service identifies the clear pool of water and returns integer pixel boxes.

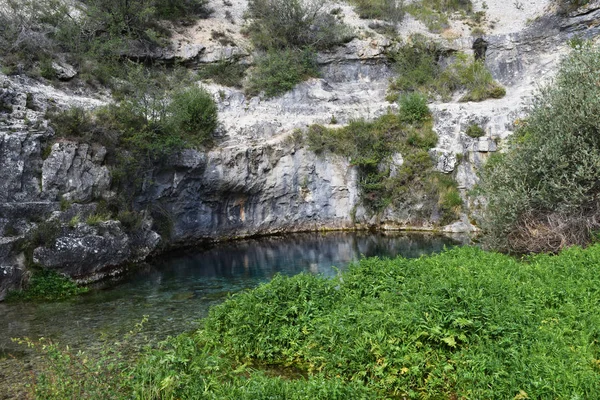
[0,231,467,398]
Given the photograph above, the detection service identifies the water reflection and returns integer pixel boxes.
[0,232,465,352]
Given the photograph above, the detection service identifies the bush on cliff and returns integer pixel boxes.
[388,37,505,102]
[28,245,600,398]
[306,110,461,224]
[246,0,352,50]
[50,64,217,157]
[405,0,473,32]
[348,0,405,23]
[0,0,210,79]
[246,48,319,98]
[478,43,600,253]
[244,0,352,97]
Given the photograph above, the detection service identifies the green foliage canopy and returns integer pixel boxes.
[478,44,600,252]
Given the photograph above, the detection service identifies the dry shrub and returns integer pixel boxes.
[507,211,600,254]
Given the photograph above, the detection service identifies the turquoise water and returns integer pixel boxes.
[0,232,465,351]
[0,232,458,352]
[0,231,465,398]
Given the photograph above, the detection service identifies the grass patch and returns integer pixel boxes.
[406,0,473,32]
[465,123,485,138]
[388,37,505,102]
[246,48,319,98]
[7,269,87,302]
[27,245,600,397]
[197,59,249,88]
[86,213,111,226]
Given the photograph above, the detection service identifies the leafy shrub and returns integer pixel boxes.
[406,125,438,149]
[432,172,462,223]
[167,86,219,146]
[197,59,249,88]
[389,39,505,102]
[389,35,440,92]
[96,64,216,156]
[246,0,352,50]
[465,123,484,138]
[7,269,87,302]
[307,112,455,223]
[116,211,143,232]
[406,0,473,32]
[446,55,506,102]
[478,44,600,253]
[247,48,319,98]
[28,221,61,249]
[47,107,92,138]
[348,0,405,23]
[0,0,68,72]
[399,93,430,123]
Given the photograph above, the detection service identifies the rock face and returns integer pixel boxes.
[137,146,359,243]
[0,77,158,298]
[33,219,160,281]
[0,238,25,300]
[1,2,600,298]
[42,141,111,202]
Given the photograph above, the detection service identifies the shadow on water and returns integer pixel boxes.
[0,231,468,398]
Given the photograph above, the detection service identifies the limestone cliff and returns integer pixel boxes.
[1,0,598,299]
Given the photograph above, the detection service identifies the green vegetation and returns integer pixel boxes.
[478,43,600,253]
[197,59,249,88]
[7,269,87,302]
[167,86,219,143]
[86,213,110,226]
[398,93,429,123]
[49,66,217,158]
[0,0,211,80]
[388,38,505,102]
[27,221,61,249]
[45,66,217,238]
[243,0,352,97]
[348,0,405,23]
[247,48,319,98]
[245,0,352,50]
[28,245,600,398]
[406,0,473,32]
[465,123,484,138]
[306,109,460,222]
